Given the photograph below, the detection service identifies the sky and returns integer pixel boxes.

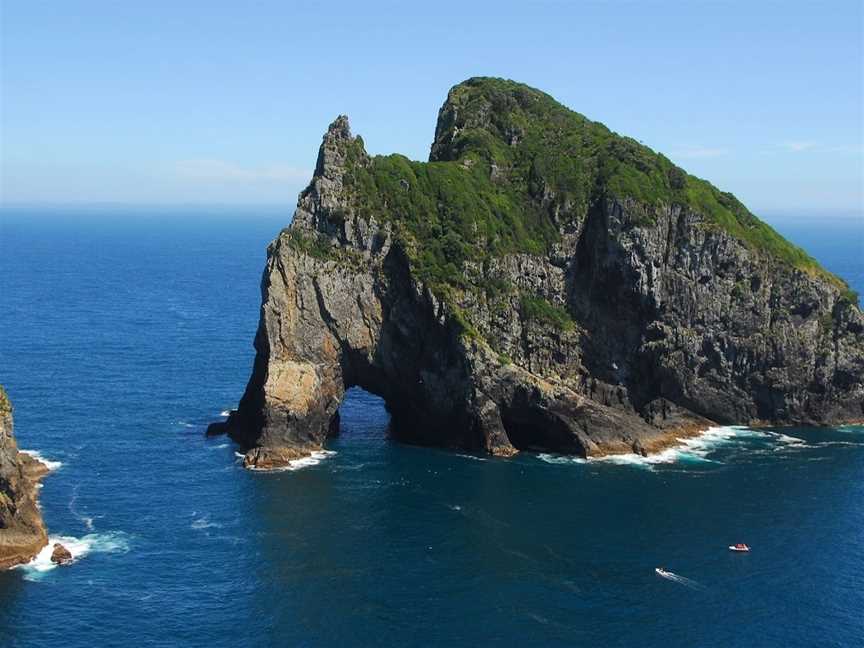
[1,0,862,216]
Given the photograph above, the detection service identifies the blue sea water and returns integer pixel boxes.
[0,207,862,647]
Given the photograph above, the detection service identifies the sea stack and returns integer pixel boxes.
[0,386,50,568]
[212,77,864,469]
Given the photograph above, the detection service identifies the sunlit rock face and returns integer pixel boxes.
[0,387,49,569]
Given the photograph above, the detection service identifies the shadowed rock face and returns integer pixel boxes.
[213,78,864,468]
[0,387,49,569]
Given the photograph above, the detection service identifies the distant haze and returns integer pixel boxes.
[1,1,861,214]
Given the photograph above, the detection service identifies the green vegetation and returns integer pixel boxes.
[285,229,334,260]
[449,303,481,340]
[434,77,844,288]
[731,280,749,300]
[519,295,575,331]
[840,288,860,307]
[342,151,558,289]
[321,77,852,336]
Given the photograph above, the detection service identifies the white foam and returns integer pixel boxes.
[591,446,685,468]
[68,488,95,531]
[191,515,222,530]
[455,453,487,462]
[209,443,229,450]
[19,449,62,471]
[540,426,765,470]
[836,425,864,434]
[656,569,706,590]
[769,432,814,447]
[538,453,587,465]
[248,450,337,472]
[15,532,130,581]
[220,410,232,417]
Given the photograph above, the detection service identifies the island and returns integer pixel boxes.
[209,77,864,469]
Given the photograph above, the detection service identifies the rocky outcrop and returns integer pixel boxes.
[0,386,49,569]
[50,543,73,565]
[213,78,864,468]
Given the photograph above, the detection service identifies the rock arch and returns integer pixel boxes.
[210,97,863,469]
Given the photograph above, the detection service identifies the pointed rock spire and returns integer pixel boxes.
[314,115,367,180]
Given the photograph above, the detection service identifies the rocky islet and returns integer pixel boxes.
[209,77,864,469]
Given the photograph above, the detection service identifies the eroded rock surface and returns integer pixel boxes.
[50,543,73,565]
[213,78,864,468]
[0,386,49,569]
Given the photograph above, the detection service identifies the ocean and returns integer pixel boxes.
[0,207,862,647]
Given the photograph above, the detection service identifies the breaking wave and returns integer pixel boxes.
[19,449,63,471]
[539,426,782,470]
[248,450,337,472]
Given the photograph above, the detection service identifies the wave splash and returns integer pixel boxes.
[248,450,337,472]
[537,425,856,470]
[19,449,63,472]
[538,454,586,465]
[15,532,131,581]
[540,426,777,470]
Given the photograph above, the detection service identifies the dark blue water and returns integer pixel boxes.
[0,208,862,647]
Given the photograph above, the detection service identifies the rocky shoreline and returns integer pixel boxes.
[212,78,864,470]
[0,387,51,570]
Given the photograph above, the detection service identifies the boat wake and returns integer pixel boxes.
[655,569,706,590]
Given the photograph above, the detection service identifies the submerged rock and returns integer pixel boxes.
[217,78,864,469]
[50,543,73,565]
[0,386,50,569]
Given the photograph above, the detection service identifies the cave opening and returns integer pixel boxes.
[500,405,586,455]
[335,386,391,446]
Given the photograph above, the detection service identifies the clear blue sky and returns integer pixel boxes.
[1,0,862,215]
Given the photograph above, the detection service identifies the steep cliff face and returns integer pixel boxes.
[0,386,49,569]
[213,78,864,468]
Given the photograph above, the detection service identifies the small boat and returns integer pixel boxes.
[729,543,750,552]
[655,567,670,576]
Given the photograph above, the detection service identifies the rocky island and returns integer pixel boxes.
[211,77,864,469]
[0,386,50,568]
